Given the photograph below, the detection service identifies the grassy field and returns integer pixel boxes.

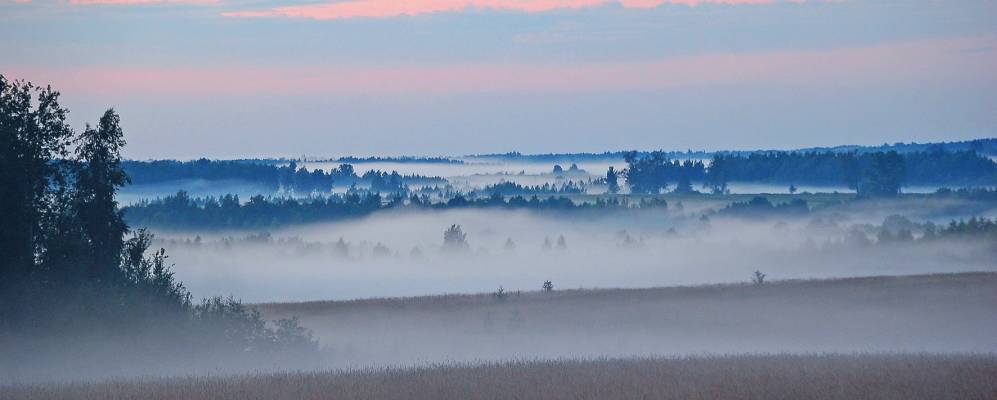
[5,354,995,400]
[258,272,997,366]
[4,272,994,387]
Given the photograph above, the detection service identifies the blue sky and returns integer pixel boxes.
[2,0,996,158]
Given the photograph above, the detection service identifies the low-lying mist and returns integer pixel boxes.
[153,204,996,303]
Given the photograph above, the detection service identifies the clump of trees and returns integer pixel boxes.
[443,224,469,253]
[718,197,809,218]
[623,151,706,194]
[0,75,314,361]
[475,181,585,196]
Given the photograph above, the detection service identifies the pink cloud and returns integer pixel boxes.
[9,36,996,97]
[69,0,217,5]
[223,0,779,20]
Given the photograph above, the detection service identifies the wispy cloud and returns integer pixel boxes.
[222,0,783,20]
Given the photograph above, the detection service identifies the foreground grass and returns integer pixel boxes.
[4,354,996,400]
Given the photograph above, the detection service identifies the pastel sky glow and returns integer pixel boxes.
[1,0,995,158]
[222,0,782,20]
[12,35,995,96]
[70,0,219,4]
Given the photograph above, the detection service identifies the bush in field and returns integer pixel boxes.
[752,270,767,285]
[493,286,507,302]
[542,281,554,292]
[194,296,318,354]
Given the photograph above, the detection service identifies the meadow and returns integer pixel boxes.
[256,272,997,366]
[5,354,995,400]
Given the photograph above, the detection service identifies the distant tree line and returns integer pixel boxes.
[838,215,997,247]
[122,159,445,193]
[703,150,995,196]
[123,191,669,230]
[617,149,995,197]
[473,181,586,196]
[932,187,997,201]
[334,155,463,164]
[792,138,996,157]
[467,149,714,163]
[716,197,811,218]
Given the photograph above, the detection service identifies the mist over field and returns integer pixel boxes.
[155,204,996,302]
[6,0,997,396]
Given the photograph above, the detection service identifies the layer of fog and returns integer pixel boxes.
[117,159,982,205]
[154,203,996,303]
[262,272,997,369]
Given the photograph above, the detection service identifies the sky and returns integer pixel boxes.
[2,0,996,159]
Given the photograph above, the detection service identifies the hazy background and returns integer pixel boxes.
[3,0,997,159]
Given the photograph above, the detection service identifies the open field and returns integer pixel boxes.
[259,272,997,366]
[4,354,996,400]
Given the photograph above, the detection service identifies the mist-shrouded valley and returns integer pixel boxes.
[5,1,997,397]
[5,114,997,397]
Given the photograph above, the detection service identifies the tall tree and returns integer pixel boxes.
[73,109,130,282]
[606,166,620,194]
[0,75,73,322]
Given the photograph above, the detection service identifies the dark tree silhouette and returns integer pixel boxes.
[74,109,130,282]
[858,151,906,197]
[0,75,316,359]
[606,166,620,194]
[1,75,73,326]
[623,151,706,195]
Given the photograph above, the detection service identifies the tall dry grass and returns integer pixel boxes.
[4,354,996,400]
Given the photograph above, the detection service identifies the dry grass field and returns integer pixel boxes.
[4,354,996,400]
[258,272,997,366]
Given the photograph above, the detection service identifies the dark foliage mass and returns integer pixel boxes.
[717,196,810,218]
[123,190,668,229]
[702,150,996,196]
[623,151,707,194]
[473,181,585,196]
[0,75,315,374]
[122,159,445,193]
[334,155,463,164]
[933,187,997,201]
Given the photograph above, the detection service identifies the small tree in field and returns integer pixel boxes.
[443,224,469,253]
[752,270,767,285]
[542,280,553,292]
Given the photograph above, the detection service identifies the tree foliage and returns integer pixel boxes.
[0,74,315,357]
